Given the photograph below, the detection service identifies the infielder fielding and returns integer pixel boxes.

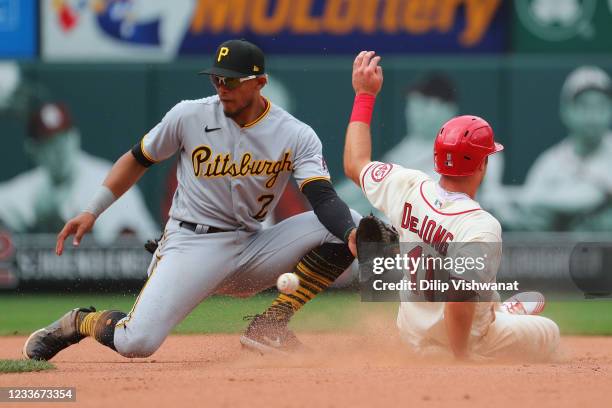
[23,39,360,360]
[345,51,559,361]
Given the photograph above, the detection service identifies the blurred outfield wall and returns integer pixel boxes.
[2,0,612,290]
[3,56,612,223]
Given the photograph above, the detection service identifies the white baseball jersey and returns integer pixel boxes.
[360,161,502,349]
[139,95,330,231]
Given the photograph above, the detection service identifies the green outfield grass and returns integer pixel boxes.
[0,359,55,373]
[0,292,610,336]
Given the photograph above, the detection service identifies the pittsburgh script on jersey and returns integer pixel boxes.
[191,146,293,188]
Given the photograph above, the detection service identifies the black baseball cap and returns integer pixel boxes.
[199,39,265,78]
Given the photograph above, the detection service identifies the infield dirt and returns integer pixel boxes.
[0,325,610,408]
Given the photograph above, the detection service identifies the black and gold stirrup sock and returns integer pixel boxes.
[263,243,355,321]
[77,310,127,351]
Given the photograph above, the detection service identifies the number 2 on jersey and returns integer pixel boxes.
[254,194,275,221]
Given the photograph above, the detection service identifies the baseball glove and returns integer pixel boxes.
[356,214,399,263]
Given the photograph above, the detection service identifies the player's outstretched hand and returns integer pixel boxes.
[56,212,96,255]
[352,50,383,97]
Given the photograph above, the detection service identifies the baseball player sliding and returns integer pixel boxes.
[345,51,560,361]
[23,39,360,360]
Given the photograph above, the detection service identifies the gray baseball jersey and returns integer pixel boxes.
[110,95,359,357]
[139,95,330,230]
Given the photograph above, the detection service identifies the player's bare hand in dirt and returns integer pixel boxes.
[352,51,383,96]
[56,212,96,255]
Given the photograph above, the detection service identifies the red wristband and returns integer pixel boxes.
[350,93,376,125]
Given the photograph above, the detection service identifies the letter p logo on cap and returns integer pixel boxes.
[217,47,230,62]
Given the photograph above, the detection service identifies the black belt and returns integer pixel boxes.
[179,221,229,234]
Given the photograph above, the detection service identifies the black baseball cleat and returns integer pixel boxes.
[240,314,306,355]
[23,306,96,361]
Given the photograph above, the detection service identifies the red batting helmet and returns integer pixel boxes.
[434,115,503,177]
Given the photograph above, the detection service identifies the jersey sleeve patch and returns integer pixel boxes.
[292,126,330,188]
[370,163,394,182]
[360,161,393,192]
